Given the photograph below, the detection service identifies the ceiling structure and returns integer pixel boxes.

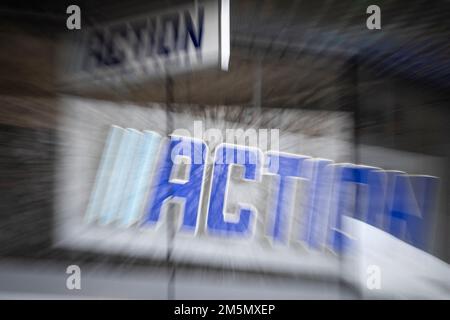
[1,0,449,106]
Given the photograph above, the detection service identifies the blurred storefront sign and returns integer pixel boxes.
[56,97,440,282]
[60,0,230,87]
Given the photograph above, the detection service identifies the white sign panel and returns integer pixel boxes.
[55,97,354,277]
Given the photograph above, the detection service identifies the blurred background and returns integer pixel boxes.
[0,0,449,299]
